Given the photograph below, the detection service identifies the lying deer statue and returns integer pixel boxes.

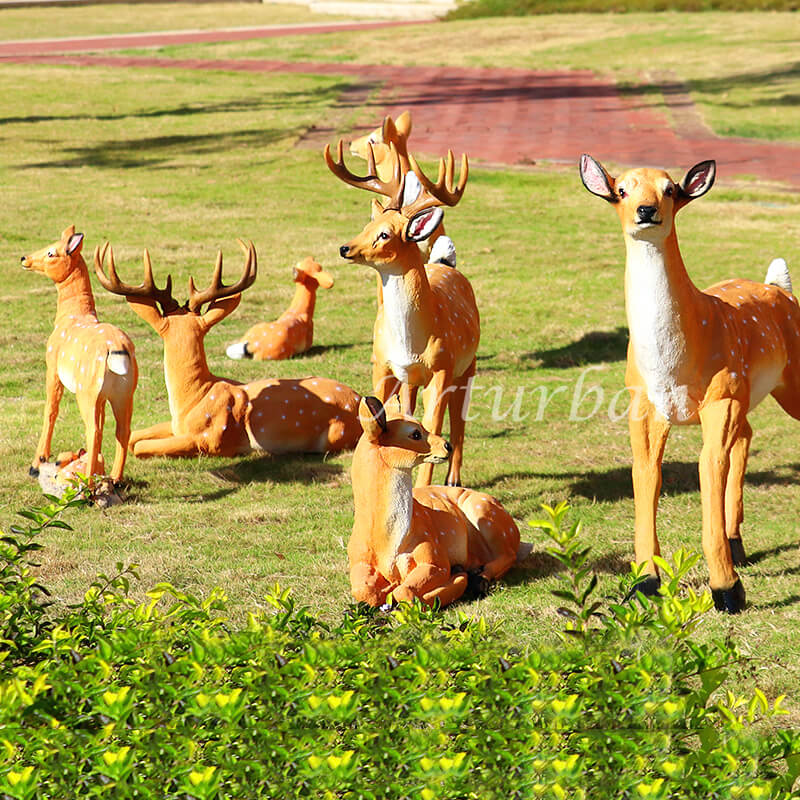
[94,240,362,459]
[349,396,520,608]
[21,225,138,484]
[580,154,800,613]
[349,111,452,265]
[325,139,479,487]
[225,256,334,361]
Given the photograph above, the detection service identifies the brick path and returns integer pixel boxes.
[3,24,800,188]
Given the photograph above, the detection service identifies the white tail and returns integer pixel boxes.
[581,154,800,614]
[326,138,479,488]
[21,225,138,484]
[95,241,362,459]
[349,396,519,608]
[765,257,793,293]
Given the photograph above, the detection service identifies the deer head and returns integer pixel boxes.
[349,111,413,180]
[21,225,85,283]
[293,256,334,290]
[325,139,467,271]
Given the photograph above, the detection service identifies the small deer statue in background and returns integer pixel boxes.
[349,396,520,608]
[325,139,479,488]
[580,154,800,613]
[21,225,138,484]
[225,256,334,361]
[94,240,362,459]
[349,111,452,265]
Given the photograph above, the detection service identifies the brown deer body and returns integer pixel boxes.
[226,257,334,361]
[21,225,137,483]
[349,396,519,608]
[325,140,479,487]
[94,241,361,459]
[580,155,800,613]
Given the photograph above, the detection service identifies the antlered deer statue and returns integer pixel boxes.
[94,240,362,459]
[325,139,479,488]
[225,256,334,361]
[349,396,519,608]
[580,154,800,613]
[21,225,138,484]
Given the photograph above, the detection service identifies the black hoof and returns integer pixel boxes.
[626,574,661,601]
[728,538,747,567]
[466,568,490,599]
[712,579,746,614]
[29,465,40,478]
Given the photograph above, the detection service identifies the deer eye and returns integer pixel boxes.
[410,429,422,441]
[617,187,627,199]
[665,185,674,197]
[47,248,57,257]
[379,231,391,241]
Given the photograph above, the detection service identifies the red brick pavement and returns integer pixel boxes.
[3,29,800,188]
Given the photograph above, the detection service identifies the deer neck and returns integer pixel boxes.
[54,257,97,323]
[379,255,434,367]
[161,324,221,421]
[287,282,315,319]
[352,442,413,576]
[624,228,705,421]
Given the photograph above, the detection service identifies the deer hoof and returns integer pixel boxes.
[625,574,661,601]
[712,579,746,614]
[29,465,40,478]
[466,569,490,598]
[728,538,747,567]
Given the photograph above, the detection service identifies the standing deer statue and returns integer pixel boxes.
[225,256,334,361]
[349,396,519,608]
[325,139,479,488]
[580,154,800,613]
[349,111,452,266]
[94,240,362,459]
[21,225,138,484]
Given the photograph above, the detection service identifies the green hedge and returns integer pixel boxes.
[447,0,799,19]
[1,495,799,798]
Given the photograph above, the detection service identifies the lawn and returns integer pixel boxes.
[1,6,800,712]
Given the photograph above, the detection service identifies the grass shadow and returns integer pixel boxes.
[523,327,629,369]
[209,453,346,485]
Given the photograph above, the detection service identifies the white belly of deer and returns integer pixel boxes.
[381,273,419,382]
[626,241,696,424]
[378,470,414,578]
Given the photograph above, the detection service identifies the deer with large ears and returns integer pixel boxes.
[21,225,138,484]
[325,138,479,488]
[225,257,334,361]
[94,240,362,459]
[349,111,453,266]
[580,154,800,613]
[349,395,519,608]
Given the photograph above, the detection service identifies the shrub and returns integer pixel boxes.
[0,496,798,798]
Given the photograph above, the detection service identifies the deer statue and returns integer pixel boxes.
[225,256,334,361]
[349,111,454,267]
[21,225,138,485]
[325,139,480,488]
[93,240,362,459]
[580,154,800,614]
[349,396,520,608]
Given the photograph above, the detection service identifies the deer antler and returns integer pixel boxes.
[187,240,257,313]
[324,139,404,209]
[404,150,469,219]
[94,243,180,314]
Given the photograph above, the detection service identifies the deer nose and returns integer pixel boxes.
[637,205,658,222]
[444,440,453,454]
[339,245,350,258]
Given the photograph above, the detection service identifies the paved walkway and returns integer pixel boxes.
[3,24,800,188]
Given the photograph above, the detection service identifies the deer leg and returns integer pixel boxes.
[129,421,174,449]
[399,383,419,416]
[372,362,400,403]
[417,371,452,488]
[629,389,670,595]
[132,434,199,459]
[108,395,133,483]
[78,392,106,484]
[32,369,64,475]
[444,360,475,487]
[394,563,468,608]
[724,418,752,567]
[699,399,746,613]
[349,561,393,607]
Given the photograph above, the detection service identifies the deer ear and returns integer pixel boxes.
[580,154,616,202]
[395,110,412,139]
[370,198,385,222]
[61,224,76,241]
[315,269,334,289]
[382,115,397,144]
[405,206,444,243]
[66,232,84,255]
[201,295,241,329]
[359,396,387,441]
[402,172,423,208]
[678,160,715,206]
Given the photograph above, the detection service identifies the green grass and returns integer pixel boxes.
[2,17,800,714]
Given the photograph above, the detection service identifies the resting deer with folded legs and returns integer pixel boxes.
[325,139,479,487]
[580,154,800,613]
[225,256,334,361]
[94,240,361,459]
[349,395,519,608]
[21,225,137,485]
